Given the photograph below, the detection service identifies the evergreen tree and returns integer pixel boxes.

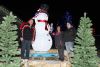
[0,12,20,67]
[72,12,99,67]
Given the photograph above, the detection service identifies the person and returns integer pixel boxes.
[53,25,64,61]
[20,19,35,62]
[63,22,76,58]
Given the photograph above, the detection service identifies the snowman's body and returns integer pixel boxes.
[32,12,52,52]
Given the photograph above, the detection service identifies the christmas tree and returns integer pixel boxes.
[0,12,20,67]
[72,12,99,67]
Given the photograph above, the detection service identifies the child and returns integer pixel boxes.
[53,25,64,61]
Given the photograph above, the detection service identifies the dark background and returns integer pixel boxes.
[0,0,100,49]
[0,0,99,33]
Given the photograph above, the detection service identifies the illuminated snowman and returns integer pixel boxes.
[32,10,52,52]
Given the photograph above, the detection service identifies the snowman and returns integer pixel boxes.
[32,4,52,52]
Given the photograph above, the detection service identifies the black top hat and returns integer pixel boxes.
[40,4,49,9]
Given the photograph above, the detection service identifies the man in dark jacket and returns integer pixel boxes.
[20,19,35,62]
[63,22,76,57]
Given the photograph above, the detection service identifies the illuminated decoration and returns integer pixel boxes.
[32,12,52,52]
[64,11,72,23]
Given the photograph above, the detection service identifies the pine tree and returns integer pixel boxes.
[0,12,20,67]
[72,12,99,67]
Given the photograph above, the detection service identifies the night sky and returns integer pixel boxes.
[0,0,100,34]
[0,0,100,49]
